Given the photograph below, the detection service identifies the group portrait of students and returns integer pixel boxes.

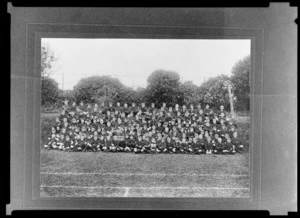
[44,100,245,155]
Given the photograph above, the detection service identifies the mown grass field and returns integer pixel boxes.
[40,113,250,198]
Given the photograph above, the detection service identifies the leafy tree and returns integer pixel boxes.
[146,69,181,107]
[230,55,251,111]
[117,87,139,104]
[135,87,148,105]
[73,75,125,104]
[61,89,75,102]
[41,42,61,106]
[41,42,58,79]
[178,81,200,106]
[198,74,232,110]
[41,77,61,106]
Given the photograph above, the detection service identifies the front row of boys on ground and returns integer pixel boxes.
[44,101,245,155]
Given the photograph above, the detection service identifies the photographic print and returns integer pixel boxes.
[9,5,297,214]
[40,38,251,198]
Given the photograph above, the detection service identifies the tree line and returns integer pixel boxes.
[41,43,250,112]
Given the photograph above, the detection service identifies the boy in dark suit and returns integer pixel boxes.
[205,137,213,154]
[109,136,117,152]
[150,137,157,154]
[165,137,173,154]
[180,137,188,154]
[224,138,235,154]
[133,136,143,153]
[125,135,135,152]
[157,137,167,153]
[198,134,206,153]
[191,137,200,154]
[231,131,244,153]
[64,135,72,151]
[214,137,224,154]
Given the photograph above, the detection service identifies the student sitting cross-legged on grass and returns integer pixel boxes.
[187,137,194,154]
[102,136,110,152]
[224,138,235,154]
[50,133,59,149]
[138,135,146,153]
[109,136,117,152]
[44,127,57,149]
[78,134,86,151]
[64,135,73,151]
[125,135,135,152]
[98,135,105,151]
[116,138,126,152]
[170,136,176,153]
[154,135,161,152]
[157,137,166,153]
[231,131,244,153]
[205,137,213,154]
[70,134,79,151]
[57,134,65,151]
[74,134,85,152]
[149,137,158,153]
[180,137,189,154]
[133,136,143,153]
[165,137,174,154]
[198,134,206,154]
[192,137,202,154]
[213,137,224,154]
[51,134,60,149]
[141,137,151,153]
[173,138,181,153]
[90,135,99,151]
[82,134,93,152]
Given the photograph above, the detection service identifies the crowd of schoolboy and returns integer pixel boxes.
[44,100,245,155]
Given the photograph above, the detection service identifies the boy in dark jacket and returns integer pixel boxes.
[64,135,72,151]
[133,136,143,153]
[205,137,213,154]
[214,137,224,154]
[109,136,117,152]
[224,138,235,154]
[165,137,173,153]
[98,135,105,151]
[150,137,157,154]
[180,137,188,154]
[125,135,135,152]
[157,137,167,153]
[198,134,206,153]
[191,137,200,154]
[174,138,181,153]
[231,131,244,153]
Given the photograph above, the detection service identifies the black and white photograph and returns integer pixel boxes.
[40,38,251,198]
[8,5,297,215]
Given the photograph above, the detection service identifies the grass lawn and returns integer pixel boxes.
[40,113,250,198]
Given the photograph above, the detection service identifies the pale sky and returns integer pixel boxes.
[42,38,251,90]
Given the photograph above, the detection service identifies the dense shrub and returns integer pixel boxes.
[197,75,232,111]
[146,69,181,107]
[73,76,125,104]
[41,77,61,106]
[230,55,251,111]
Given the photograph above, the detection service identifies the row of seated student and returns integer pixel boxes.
[45,132,244,154]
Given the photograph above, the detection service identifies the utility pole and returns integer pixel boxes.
[225,80,235,118]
